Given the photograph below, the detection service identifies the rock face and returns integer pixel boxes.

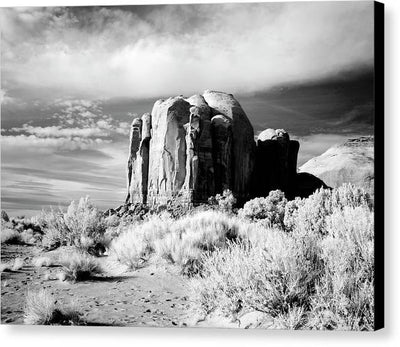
[299,136,374,193]
[253,129,299,197]
[147,97,191,204]
[126,113,152,204]
[203,90,255,201]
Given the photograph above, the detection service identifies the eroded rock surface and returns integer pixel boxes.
[299,136,374,193]
[203,90,255,201]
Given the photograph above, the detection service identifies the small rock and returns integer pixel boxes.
[4,318,13,323]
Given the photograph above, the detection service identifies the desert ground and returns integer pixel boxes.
[1,185,374,330]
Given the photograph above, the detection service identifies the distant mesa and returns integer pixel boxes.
[299,136,374,193]
[125,91,369,206]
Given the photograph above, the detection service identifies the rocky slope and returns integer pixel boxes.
[299,136,374,192]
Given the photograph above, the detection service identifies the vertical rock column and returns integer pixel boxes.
[211,115,233,194]
[147,97,191,205]
[139,113,152,204]
[126,118,142,203]
[185,95,215,202]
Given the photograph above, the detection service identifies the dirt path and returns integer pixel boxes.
[1,244,197,327]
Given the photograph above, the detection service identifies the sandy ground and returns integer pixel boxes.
[1,244,203,327]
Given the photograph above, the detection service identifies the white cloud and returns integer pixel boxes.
[10,124,110,138]
[1,134,111,153]
[1,2,374,100]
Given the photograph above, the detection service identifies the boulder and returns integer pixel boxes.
[299,136,374,193]
[203,90,255,201]
[147,97,191,204]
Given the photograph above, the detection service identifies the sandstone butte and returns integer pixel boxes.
[125,90,372,206]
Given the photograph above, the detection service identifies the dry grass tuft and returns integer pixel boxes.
[24,289,82,325]
[60,251,103,281]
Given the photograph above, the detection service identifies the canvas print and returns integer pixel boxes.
[0,1,383,330]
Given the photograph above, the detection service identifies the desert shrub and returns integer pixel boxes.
[60,251,103,281]
[239,190,287,228]
[24,289,82,325]
[38,197,107,252]
[1,228,22,244]
[283,197,303,232]
[330,183,373,210]
[283,184,372,235]
[208,189,237,213]
[190,191,375,330]
[307,205,374,330]
[37,207,69,248]
[109,214,173,269]
[64,196,107,250]
[153,210,242,276]
[191,226,323,320]
[110,210,244,275]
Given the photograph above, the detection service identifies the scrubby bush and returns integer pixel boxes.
[239,190,287,228]
[189,185,375,330]
[64,196,107,250]
[37,207,69,248]
[283,184,372,235]
[24,289,82,325]
[60,251,103,281]
[208,189,237,213]
[110,210,243,275]
[38,197,107,252]
[109,214,173,269]
[307,205,374,330]
[190,226,323,319]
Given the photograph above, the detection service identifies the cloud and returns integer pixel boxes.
[1,134,111,153]
[1,2,374,100]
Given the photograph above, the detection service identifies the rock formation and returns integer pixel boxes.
[203,90,255,201]
[299,136,374,193]
[147,97,191,205]
[253,128,299,197]
[125,90,338,206]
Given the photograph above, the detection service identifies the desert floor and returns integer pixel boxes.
[1,243,216,327]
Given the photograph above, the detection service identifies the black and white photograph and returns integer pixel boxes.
[0,0,384,332]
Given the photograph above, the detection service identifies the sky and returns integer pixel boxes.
[0,2,375,216]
